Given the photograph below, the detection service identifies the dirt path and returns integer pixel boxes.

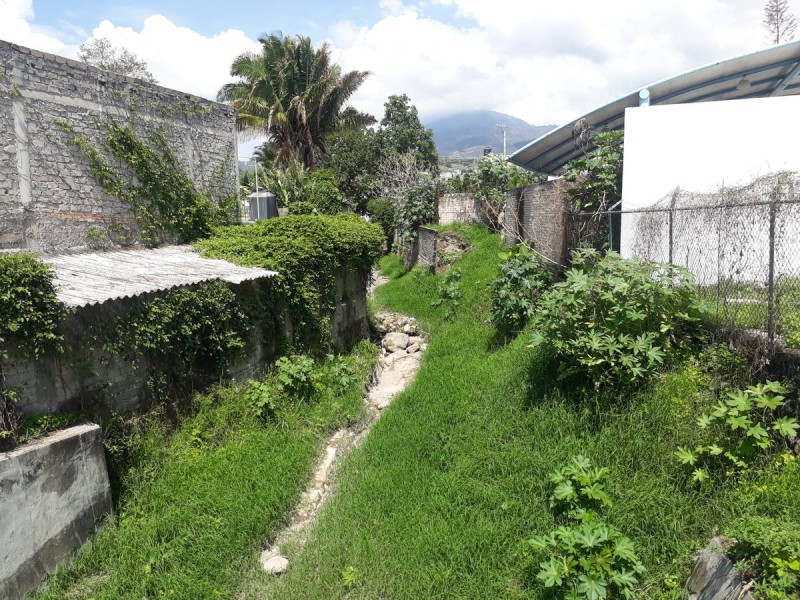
[258,275,425,576]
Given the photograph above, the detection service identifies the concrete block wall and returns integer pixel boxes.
[0,40,238,253]
[0,424,112,599]
[437,193,487,225]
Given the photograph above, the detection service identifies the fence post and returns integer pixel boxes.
[668,188,679,264]
[767,198,778,345]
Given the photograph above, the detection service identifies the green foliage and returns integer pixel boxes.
[563,131,624,212]
[529,456,644,600]
[528,520,645,600]
[243,379,278,422]
[448,154,544,228]
[321,128,381,210]
[783,313,800,348]
[275,354,318,399]
[432,267,463,321]
[265,159,343,215]
[94,280,249,403]
[727,516,800,599]
[675,381,798,483]
[490,244,552,337]
[218,33,370,170]
[197,214,384,351]
[394,173,439,240]
[366,197,395,250]
[0,253,67,448]
[377,94,439,173]
[530,249,707,389]
[548,455,613,522]
[0,253,66,361]
[63,121,238,245]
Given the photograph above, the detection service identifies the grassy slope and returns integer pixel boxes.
[251,225,799,599]
[33,343,377,600]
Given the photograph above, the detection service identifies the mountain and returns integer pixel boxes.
[426,110,556,159]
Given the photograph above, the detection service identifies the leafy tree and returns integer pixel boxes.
[263,157,342,215]
[78,38,157,83]
[218,33,370,169]
[377,94,439,174]
[563,130,623,212]
[319,128,381,211]
[764,0,797,44]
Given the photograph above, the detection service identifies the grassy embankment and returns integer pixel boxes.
[33,342,377,600]
[245,224,799,599]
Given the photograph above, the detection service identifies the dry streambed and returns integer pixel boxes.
[258,311,426,575]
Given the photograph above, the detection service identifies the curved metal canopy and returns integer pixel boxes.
[509,40,800,174]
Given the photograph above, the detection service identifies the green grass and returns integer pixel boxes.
[33,342,378,600]
[241,224,800,599]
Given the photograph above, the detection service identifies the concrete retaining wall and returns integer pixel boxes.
[0,39,237,253]
[5,269,371,417]
[395,226,438,272]
[0,424,112,599]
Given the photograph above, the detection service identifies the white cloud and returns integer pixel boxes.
[0,0,70,54]
[89,15,259,101]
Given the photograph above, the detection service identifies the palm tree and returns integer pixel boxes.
[218,33,370,169]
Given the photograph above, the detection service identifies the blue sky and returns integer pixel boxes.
[0,0,790,159]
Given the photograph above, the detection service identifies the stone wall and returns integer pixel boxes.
[0,40,238,253]
[503,181,571,267]
[0,424,112,600]
[395,226,438,272]
[437,193,487,226]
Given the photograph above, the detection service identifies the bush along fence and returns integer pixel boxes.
[503,173,800,349]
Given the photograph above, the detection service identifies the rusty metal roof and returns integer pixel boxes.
[45,246,276,307]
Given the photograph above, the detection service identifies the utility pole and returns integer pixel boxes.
[496,123,508,158]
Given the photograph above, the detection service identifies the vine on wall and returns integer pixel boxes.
[57,118,239,245]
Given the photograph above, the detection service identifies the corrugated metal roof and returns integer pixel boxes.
[45,246,276,307]
[510,40,800,174]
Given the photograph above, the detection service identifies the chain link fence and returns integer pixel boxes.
[571,173,800,347]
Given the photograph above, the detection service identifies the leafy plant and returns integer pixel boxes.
[366,197,395,251]
[244,379,278,422]
[530,249,707,389]
[490,245,552,337]
[275,354,318,399]
[563,131,624,212]
[548,455,613,522]
[432,267,463,321]
[675,381,798,482]
[783,313,800,349]
[529,520,645,600]
[319,357,358,395]
[727,516,800,599]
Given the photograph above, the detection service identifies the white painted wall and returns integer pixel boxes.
[622,96,800,211]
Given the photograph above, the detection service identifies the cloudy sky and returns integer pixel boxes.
[0,0,788,158]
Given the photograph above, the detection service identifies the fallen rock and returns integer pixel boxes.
[407,343,420,354]
[402,323,417,335]
[409,336,424,345]
[383,332,410,352]
[260,551,289,575]
[686,537,754,600]
[383,350,407,367]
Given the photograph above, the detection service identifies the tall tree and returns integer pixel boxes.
[218,33,370,169]
[764,0,797,44]
[377,94,439,173]
[78,38,157,83]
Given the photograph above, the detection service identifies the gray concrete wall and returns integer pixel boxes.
[0,39,238,253]
[5,269,372,417]
[437,193,487,226]
[0,424,112,600]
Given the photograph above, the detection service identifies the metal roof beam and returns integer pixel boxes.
[769,61,800,96]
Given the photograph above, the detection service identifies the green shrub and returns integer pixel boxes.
[366,197,395,250]
[548,455,613,522]
[432,267,463,321]
[528,520,646,600]
[783,313,800,348]
[275,354,318,399]
[197,214,384,351]
[727,516,800,599]
[530,249,707,389]
[490,245,552,337]
[675,381,798,483]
